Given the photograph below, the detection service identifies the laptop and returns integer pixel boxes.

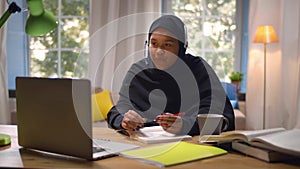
[15,77,139,160]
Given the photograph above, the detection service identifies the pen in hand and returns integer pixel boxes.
[154,112,185,122]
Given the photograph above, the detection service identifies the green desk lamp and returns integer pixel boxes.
[0,0,57,146]
[0,0,58,36]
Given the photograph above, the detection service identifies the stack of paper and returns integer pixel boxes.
[133,126,192,144]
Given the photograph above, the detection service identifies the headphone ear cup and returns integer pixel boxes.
[184,41,188,49]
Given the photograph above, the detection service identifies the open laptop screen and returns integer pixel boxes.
[16,77,93,160]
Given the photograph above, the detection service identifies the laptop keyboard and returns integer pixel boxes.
[93,138,140,154]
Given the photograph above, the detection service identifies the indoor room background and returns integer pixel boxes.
[1,0,300,131]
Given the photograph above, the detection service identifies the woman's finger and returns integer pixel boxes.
[125,110,145,123]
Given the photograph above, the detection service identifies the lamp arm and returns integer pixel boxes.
[0,2,21,29]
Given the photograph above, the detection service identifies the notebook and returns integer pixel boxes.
[15,77,139,160]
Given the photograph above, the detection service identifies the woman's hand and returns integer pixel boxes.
[156,112,184,134]
[121,110,145,131]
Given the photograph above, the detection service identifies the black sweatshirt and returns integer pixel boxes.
[107,53,235,136]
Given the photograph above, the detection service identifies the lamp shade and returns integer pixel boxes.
[253,25,279,43]
[25,0,58,36]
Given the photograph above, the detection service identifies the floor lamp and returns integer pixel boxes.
[253,25,279,129]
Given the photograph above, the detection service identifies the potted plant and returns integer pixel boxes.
[229,72,243,92]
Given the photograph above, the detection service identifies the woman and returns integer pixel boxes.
[107,15,235,136]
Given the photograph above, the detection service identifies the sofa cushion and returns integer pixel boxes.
[91,90,114,122]
[221,82,240,109]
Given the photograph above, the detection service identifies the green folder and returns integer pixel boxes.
[0,134,11,146]
[121,142,227,167]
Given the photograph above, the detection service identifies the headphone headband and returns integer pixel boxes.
[146,25,188,49]
[183,24,188,48]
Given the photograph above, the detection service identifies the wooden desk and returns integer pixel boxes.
[0,125,299,169]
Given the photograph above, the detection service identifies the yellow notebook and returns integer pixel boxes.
[121,142,227,167]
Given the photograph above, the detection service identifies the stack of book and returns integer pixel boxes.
[199,128,300,162]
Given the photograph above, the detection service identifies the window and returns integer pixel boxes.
[7,0,89,90]
[170,0,236,81]
[29,0,89,78]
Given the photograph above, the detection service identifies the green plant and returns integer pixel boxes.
[229,72,243,82]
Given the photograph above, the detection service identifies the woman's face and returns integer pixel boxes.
[149,28,179,70]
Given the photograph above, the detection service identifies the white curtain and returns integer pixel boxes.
[89,0,161,96]
[247,0,300,129]
[0,2,10,124]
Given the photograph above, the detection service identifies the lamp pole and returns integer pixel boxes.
[263,43,267,129]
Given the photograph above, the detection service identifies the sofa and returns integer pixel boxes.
[93,83,246,130]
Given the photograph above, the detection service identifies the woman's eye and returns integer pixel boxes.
[165,43,172,47]
[151,42,157,47]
